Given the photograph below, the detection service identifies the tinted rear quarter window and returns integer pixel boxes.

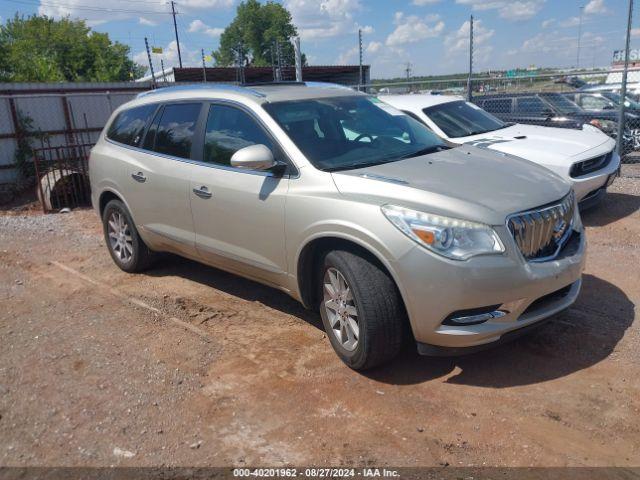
[153,103,202,159]
[107,104,157,146]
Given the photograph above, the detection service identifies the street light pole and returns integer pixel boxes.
[576,5,584,68]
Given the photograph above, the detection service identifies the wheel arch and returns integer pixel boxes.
[295,234,409,321]
[98,189,124,217]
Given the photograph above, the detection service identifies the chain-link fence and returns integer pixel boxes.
[369,69,640,163]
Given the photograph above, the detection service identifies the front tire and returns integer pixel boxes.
[318,250,405,370]
[102,199,155,273]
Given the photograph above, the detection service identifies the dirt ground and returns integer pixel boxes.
[1,166,639,469]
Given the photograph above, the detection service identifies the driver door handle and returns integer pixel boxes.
[193,185,212,199]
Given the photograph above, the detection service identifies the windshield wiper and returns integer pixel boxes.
[401,145,450,159]
[326,158,397,172]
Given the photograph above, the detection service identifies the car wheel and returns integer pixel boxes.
[102,199,155,273]
[318,250,404,370]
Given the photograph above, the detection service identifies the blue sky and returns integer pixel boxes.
[1,0,637,78]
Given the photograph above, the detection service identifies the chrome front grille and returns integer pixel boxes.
[507,192,575,262]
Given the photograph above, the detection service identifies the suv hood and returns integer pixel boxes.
[458,123,615,168]
[331,145,571,226]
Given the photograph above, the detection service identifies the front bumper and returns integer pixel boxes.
[393,226,586,350]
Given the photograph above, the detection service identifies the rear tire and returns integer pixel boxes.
[102,199,155,273]
[318,250,404,370]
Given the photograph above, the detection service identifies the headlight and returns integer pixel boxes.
[589,118,617,133]
[381,205,505,260]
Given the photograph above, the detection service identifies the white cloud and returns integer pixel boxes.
[542,18,555,28]
[134,40,200,74]
[443,19,494,68]
[444,18,494,52]
[584,0,607,15]
[455,0,545,21]
[38,0,233,25]
[385,11,445,47]
[188,19,224,37]
[559,16,581,28]
[412,0,441,5]
[139,17,157,26]
[359,25,374,35]
[335,39,382,64]
[367,41,382,54]
[285,0,363,39]
[337,46,358,64]
[172,0,234,8]
[518,30,605,61]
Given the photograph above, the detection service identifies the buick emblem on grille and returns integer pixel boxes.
[552,218,567,240]
[507,192,575,262]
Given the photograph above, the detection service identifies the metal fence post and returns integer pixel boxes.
[617,0,634,158]
[467,15,474,102]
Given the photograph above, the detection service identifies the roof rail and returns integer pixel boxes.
[304,82,355,91]
[242,81,306,87]
[137,83,266,99]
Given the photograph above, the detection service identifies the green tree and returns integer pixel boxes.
[213,0,305,67]
[0,14,145,82]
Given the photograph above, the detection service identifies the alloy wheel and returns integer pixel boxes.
[323,267,359,352]
[107,211,133,263]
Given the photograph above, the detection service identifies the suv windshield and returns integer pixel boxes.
[423,100,507,138]
[263,95,448,171]
[543,94,582,114]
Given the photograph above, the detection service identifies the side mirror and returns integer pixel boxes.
[541,108,555,118]
[230,144,276,171]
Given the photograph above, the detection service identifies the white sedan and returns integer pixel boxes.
[380,94,620,208]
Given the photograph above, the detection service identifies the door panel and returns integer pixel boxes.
[118,102,203,257]
[189,103,289,286]
[190,167,288,285]
[121,149,196,256]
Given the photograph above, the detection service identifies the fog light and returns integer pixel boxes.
[443,308,506,326]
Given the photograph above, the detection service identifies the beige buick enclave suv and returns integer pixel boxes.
[90,83,585,370]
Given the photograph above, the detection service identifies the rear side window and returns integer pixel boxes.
[107,104,157,146]
[482,99,511,114]
[153,103,202,159]
[203,104,273,166]
[142,107,163,151]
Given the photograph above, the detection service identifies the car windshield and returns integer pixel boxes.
[263,95,448,171]
[580,94,617,110]
[543,94,583,114]
[423,100,507,138]
[602,91,640,109]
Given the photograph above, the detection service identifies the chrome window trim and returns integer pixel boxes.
[105,96,299,179]
[105,137,296,179]
[505,191,577,263]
